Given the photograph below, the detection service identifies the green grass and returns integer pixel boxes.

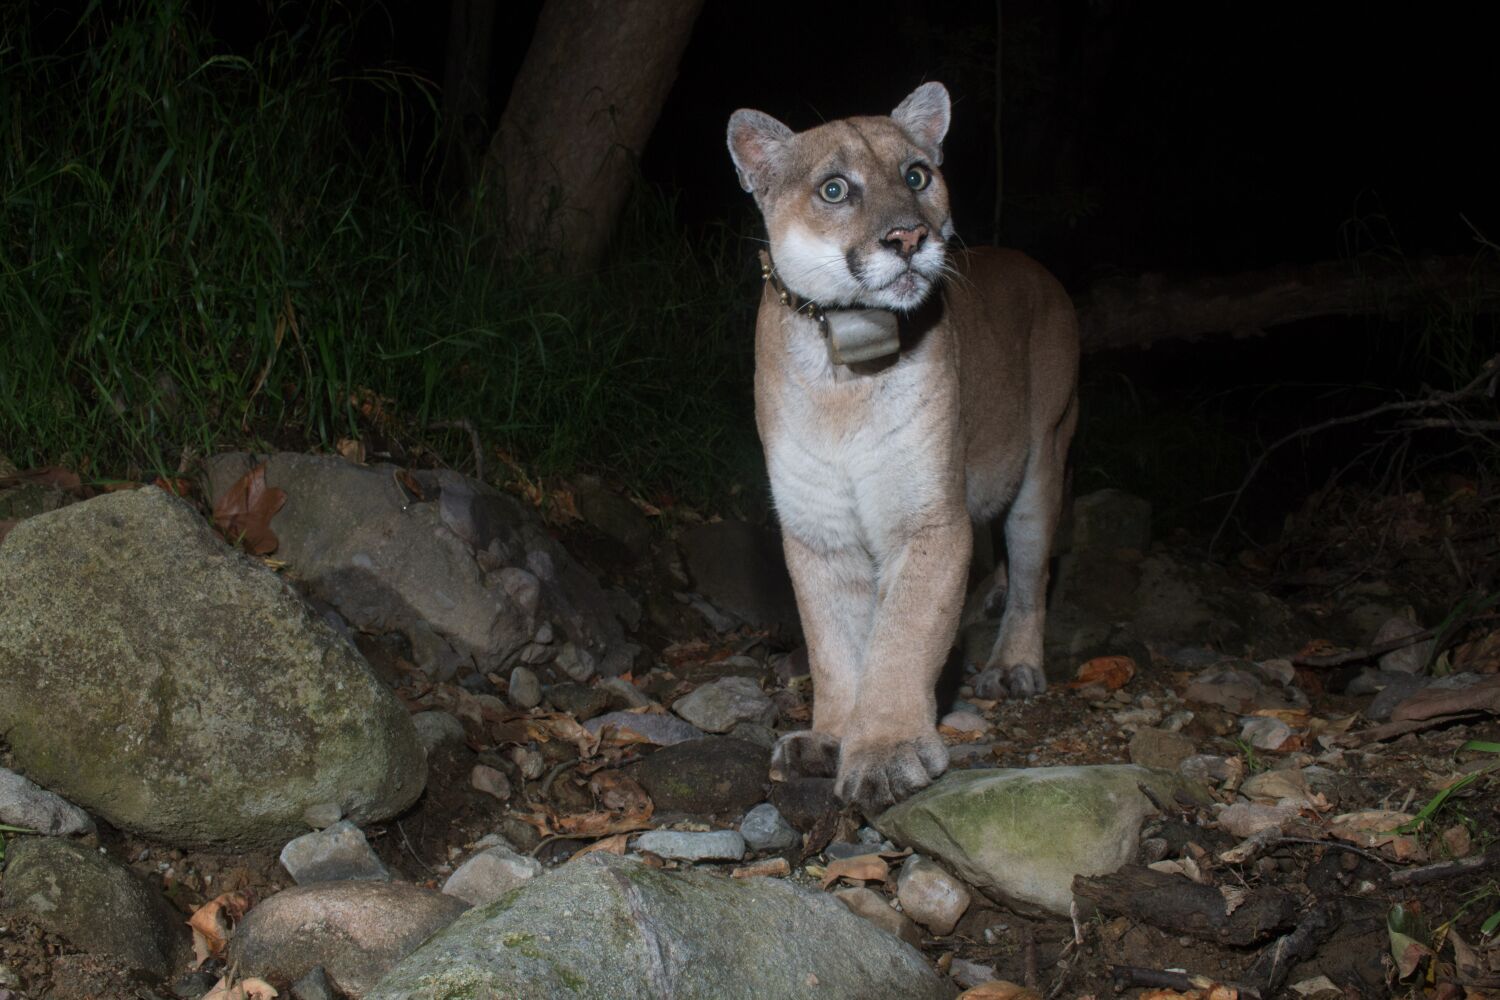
[0,0,765,507]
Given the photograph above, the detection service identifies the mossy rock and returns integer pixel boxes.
[0,487,425,848]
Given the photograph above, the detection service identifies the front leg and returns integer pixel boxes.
[770,534,876,781]
[837,517,971,812]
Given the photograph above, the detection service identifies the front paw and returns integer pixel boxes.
[770,729,841,781]
[834,732,949,814]
[973,662,1047,699]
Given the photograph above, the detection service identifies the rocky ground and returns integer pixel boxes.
[0,450,1496,999]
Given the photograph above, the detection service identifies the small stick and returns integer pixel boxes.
[1111,965,1261,999]
[1291,625,1438,668]
[1388,853,1496,887]
[1022,924,1039,991]
[428,417,485,481]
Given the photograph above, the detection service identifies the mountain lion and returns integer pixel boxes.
[726,82,1079,811]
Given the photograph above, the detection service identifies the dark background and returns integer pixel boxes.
[212,0,1493,284]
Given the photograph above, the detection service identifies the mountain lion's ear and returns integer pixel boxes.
[892,82,951,166]
[727,110,793,194]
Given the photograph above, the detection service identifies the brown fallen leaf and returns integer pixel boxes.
[201,976,279,1000]
[589,771,652,814]
[733,857,791,879]
[0,465,86,494]
[569,832,632,861]
[186,891,253,967]
[958,982,1043,1000]
[212,462,286,555]
[335,437,366,463]
[820,853,890,889]
[1070,655,1136,690]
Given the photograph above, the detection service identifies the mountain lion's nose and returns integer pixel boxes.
[882,224,929,259]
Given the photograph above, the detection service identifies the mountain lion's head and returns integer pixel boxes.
[727,82,953,314]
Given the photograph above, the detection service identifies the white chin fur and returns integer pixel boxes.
[773,223,944,312]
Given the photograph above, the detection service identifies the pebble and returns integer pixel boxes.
[833,887,923,947]
[1374,616,1433,674]
[0,766,93,835]
[584,710,704,746]
[470,765,513,801]
[443,845,543,906]
[555,642,597,682]
[729,721,777,749]
[1215,801,1299,838]
[301,802,343,830]
[939,710,988,733]
[280,820,390,884]
[411,710,467,754]
[1240,716,1294,751]
[598,675,653,709]
[546,682,610,721]
[634,829,746,862]
[1160,709,1195,733]
[509,746,545,781]
[672,676,777,733]
[950,958,1000,990]
[1112,706,1164,727]
[629,737,769,814]
[824,841,875,861]
[739,803,800,852]
[508,666,542,709]
[895,855,971,935]
[1128,728,1196,770]
[1179,754,1239,784]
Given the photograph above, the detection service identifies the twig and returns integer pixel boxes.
[1398,417,1500,432]
[1243,904,1336,996]
[1271,837,1395,869]
[1022,924,1039,990]
[1388,853,1497,887]
[396,819,434,874]
[539,757,580,798]
[1291,624,1439,668]
[1111,965,1261,1000]
[428,418,485,481]
[1210,355,1500,553]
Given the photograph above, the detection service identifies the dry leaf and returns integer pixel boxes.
[335,437,366,463]
[733,857,791,878]
[152,475,194,497]
[569,832,631,861]
[201,976,279,1000]
[1070,655,1136,690]
[186,891,252,967]
[589,771,652,814]
[820,853,890,889]
[212,462,286,555]
[0,465,85,494]
[958,982,1043,1000]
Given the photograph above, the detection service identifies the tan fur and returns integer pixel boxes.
[728,84,1079,810]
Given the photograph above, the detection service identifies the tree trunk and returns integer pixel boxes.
[482,0,704,272]
[1076,255,1500,354]
[439,0,497,201]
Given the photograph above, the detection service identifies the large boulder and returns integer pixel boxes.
[0,487,424,848]
[1,836,191,978]
[367,852,952,999]
[204,453,637,680]
[874,765,1211,916]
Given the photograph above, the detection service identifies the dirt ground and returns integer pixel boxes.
[2,477,1497,1000]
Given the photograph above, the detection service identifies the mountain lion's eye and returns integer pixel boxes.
[819,177,849,203]
[905,165,932,191]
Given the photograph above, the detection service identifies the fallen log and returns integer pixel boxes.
[1072,865,1298,947]
[1076,255,1500,354]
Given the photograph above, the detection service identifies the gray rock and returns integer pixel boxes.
[1127,728,1196,770]
[575,477,653,558]
[583,711,704,746]
[0,487,424,848]
[769,778,839,830]
[895,855,971,935]
[0,836,191,977]
[739,803,800,852]
[443,845,543,906]
[227,881,469,996]
[203,454,637,680]
[508,666,542,709]
[874,765,1212,916]
[1240,716,1293,751]
[301,802,343,830]
[833,886,924,948]
[1365,671,1432,720]
[672,676,776,733]
[678,520,799,634]
[0,768,92,836]
[555,642,597,683]
[366,853,950,999]
[410,710,466,755]
[1179,754,1239,784]
[628,738,770,815]
[280,820,390,884]
[1373,621,1434,675]
[950,958,999,989]
[729,721,778,749]
[597,675,653,710]
[634,829,746,862]
[1070,488,1152,553]
[545,682,610,721]
[290,965,335,1000]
